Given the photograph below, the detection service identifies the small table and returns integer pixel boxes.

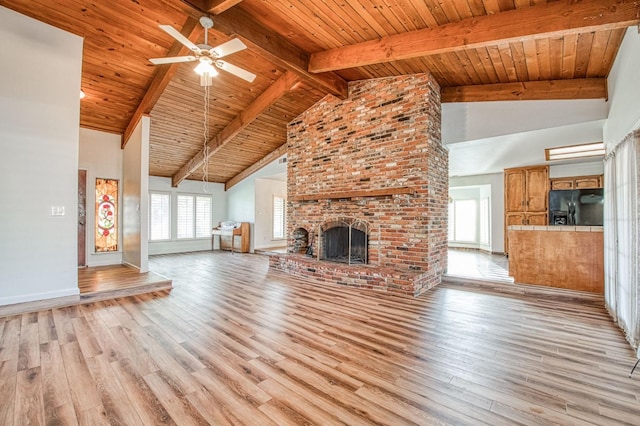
[211,227,240,253]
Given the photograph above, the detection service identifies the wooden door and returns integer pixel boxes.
[526,167,548,212]
[78,170,87,267]
[504,170,525,213]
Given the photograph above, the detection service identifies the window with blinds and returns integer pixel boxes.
[177,194,212,239]
[195,195,212,238]
[149,192,170,241]
[273,195,285,239]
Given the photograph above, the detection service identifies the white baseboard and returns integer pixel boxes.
[0,287,80,307]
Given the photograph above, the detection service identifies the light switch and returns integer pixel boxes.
[51,206,65,216]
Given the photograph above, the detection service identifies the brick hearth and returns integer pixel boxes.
[269,73,448,296]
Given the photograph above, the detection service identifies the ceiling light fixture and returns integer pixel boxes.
[545,142,605,161]
[194,57,218,86]
[80,90,86,99]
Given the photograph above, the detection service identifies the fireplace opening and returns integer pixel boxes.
[321,220,368,264]
[291,228,309,254]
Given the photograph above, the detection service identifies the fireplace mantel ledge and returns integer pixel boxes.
[290,187,414,201]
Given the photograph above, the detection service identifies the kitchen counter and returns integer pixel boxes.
[507,225,603,293]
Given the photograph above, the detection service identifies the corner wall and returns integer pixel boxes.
[226,156,287,252]
[122,116,150,272]
[0,6,83,305]
[79,128,124,266]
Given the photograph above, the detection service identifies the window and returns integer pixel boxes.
[449,199,477,243]
[177,194,212,239]
[273,195,285,239]
[95,178,118,252]
[149,193,170,241]
[195,195,212,238]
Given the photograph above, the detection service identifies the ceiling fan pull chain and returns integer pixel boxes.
[202,83,210,193]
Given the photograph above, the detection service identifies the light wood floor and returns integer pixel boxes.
[78,264,172,297]
[1,251,638,425]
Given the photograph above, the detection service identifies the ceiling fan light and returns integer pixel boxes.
[194,59,218,77]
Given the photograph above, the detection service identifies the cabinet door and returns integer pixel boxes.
[504,213,526,255]
[575,177,601,189]
[526,213,548,226]
[505,170,526,213]
[526,168,548,212]
[551,179,574,190]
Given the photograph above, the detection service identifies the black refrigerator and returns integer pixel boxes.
[548,188,604,226]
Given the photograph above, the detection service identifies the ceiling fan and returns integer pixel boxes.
[149,16,256,85]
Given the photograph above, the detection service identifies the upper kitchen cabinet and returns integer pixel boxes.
[504,165,549,254]
[550,175,603,190]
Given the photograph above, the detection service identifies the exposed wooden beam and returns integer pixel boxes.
[206,7,348,98]
[172,71,299,187]
[122,17,202,148]
[441,78,608,102]
[225,143,288,190]
[309,0,640,73]
[208,0,243,15]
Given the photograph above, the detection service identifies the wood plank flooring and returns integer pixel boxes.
[78,264,172,295]
[1,251,639,425]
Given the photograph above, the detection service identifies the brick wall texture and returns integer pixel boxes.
[269,73,448,296]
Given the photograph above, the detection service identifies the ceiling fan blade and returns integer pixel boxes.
[215,60,256,83]
[159,25,199,52]
[149,55,197,65]
[210,38,247,58]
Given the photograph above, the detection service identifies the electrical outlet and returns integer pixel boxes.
[51,206,65,216]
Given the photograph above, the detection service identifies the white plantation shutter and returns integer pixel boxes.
[177,195,194,239]
[273,195,285,239]
[149,193,170,241]
[195,195,212,238]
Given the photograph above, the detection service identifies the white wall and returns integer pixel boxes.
[604,27,640,147]
[227,157,287,252]
[448,120,605,177]
[450,173,505,253]
[148,177,226,255]
[254,178,287,250]
[79,128,124,266]
[549,161,604,178]
[122,117,150,272]
[443,99,607,145]
[0,7,83,305]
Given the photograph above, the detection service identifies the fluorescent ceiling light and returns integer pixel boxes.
[545,142,605,161]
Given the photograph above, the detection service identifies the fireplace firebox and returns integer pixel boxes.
[320,219,368,265]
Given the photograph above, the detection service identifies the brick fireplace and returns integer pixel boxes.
[269,73,448,296]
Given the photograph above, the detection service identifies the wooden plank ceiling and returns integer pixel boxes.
[2,0,638,187]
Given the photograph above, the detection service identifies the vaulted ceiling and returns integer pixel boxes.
[2,0,638,188]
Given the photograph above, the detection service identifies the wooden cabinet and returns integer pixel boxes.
[550,174,603,190]
[504,165,549,254]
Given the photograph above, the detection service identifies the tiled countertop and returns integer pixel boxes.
[508,225,603,232]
